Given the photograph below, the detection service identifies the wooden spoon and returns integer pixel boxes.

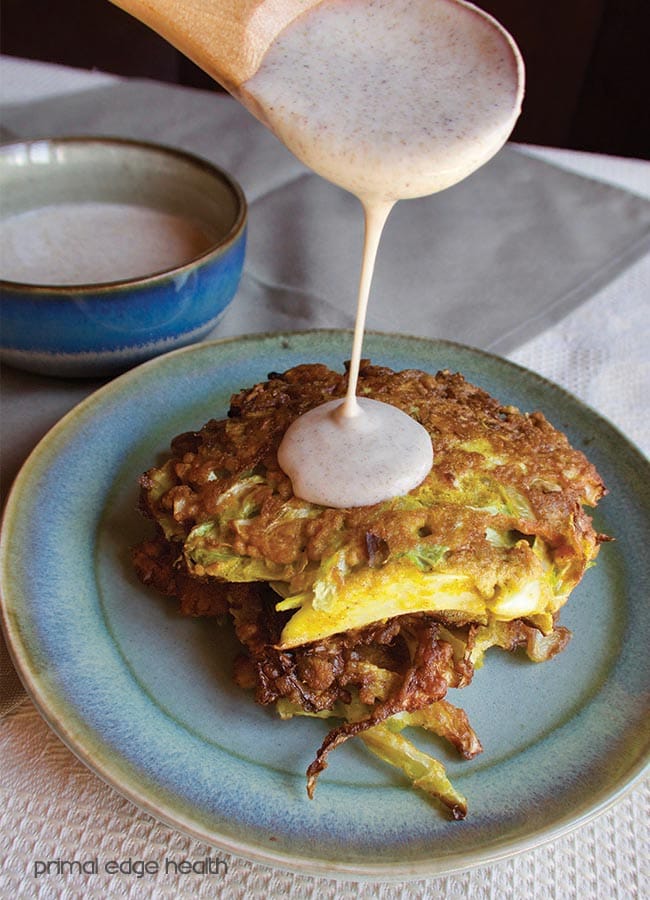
[108,0,323,92]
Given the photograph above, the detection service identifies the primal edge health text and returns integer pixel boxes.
[34,857,228,879]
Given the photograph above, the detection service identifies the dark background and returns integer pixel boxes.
[2,0,648,159]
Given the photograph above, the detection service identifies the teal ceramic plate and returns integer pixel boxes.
[1,331,648,880]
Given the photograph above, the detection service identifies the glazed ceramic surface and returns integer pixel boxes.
[1,332,648,879]
[0,138,247,376]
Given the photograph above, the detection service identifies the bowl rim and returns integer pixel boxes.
[0,135,248,295]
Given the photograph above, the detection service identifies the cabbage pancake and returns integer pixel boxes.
[133,361,607,818]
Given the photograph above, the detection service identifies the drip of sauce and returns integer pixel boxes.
[238,0,523,507]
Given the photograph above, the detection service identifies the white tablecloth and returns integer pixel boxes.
[1,56,648,899]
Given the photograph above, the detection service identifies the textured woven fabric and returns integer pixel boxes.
[1,700,648,899]
[510,248,650,457]
[0,630,24,717]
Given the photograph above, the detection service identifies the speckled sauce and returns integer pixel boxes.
[0,202,214,285]
[278,396,434,506]
[241,0,523,202]
[240,0,523,507]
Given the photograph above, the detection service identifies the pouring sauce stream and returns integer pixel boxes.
[237,0,523,506]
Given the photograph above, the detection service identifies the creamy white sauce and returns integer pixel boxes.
[0,202,215,285]
[241,0,523,203]
[239,0,523,508]
[278,397,434,507]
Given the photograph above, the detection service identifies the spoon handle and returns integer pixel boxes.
[109,0,321,90]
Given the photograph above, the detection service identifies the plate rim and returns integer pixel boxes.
[1,329,649,881]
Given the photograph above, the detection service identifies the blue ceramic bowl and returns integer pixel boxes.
[0,138,247,377]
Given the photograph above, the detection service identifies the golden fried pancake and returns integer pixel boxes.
[138,362,605,646]
[133,362,607,817]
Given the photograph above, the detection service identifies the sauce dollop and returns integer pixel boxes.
[277,397,434,508]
